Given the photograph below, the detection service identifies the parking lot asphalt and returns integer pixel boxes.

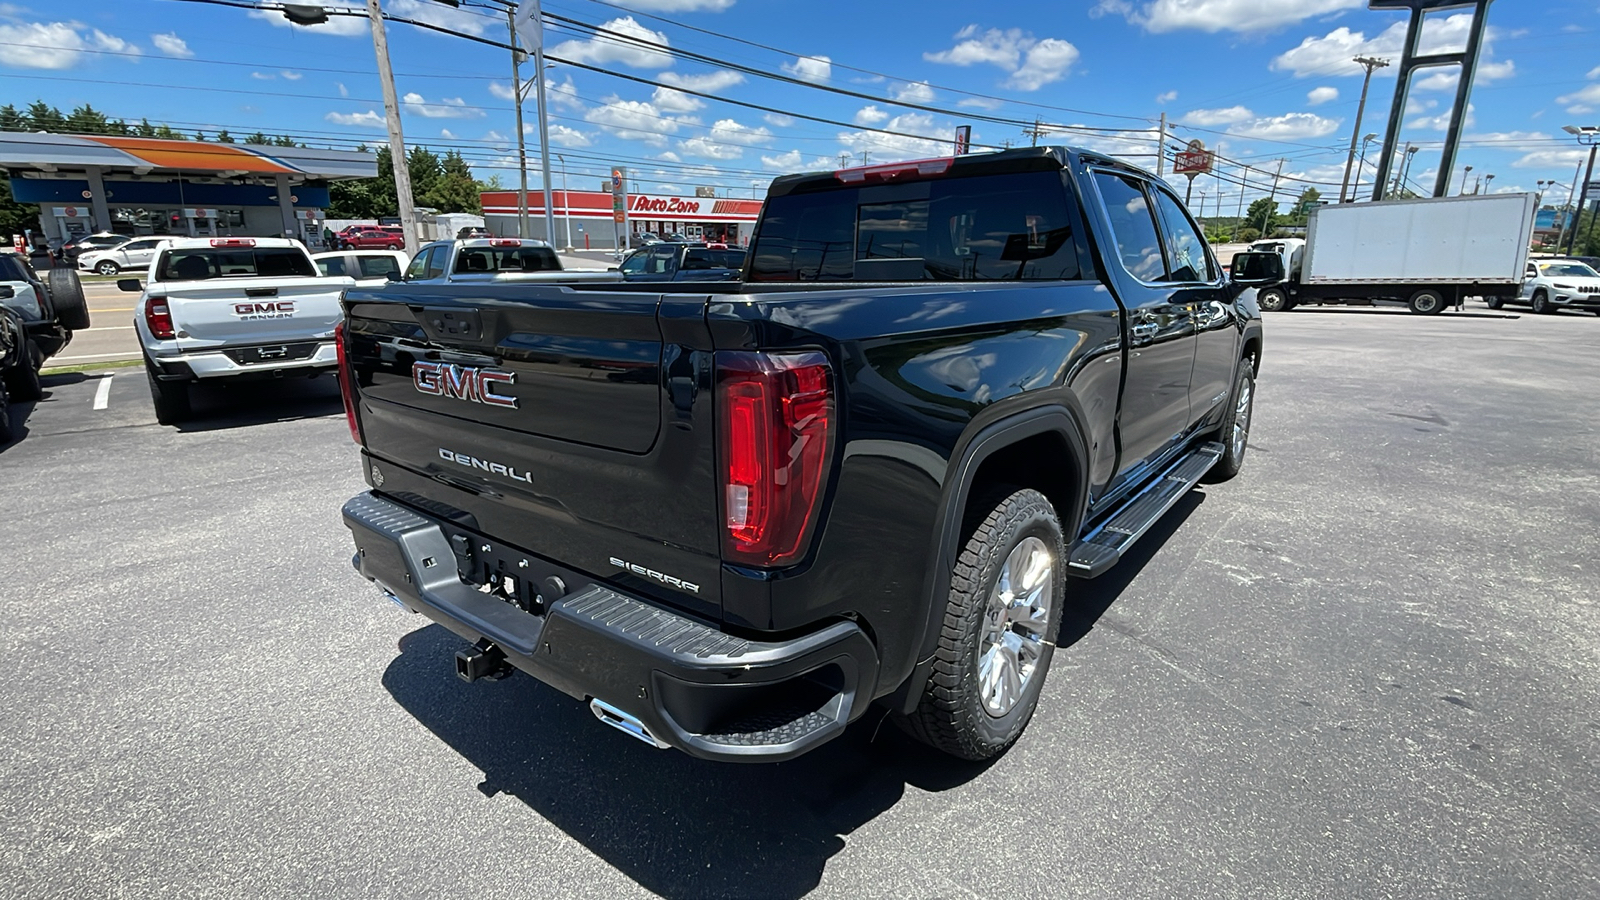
[2,306,1597,899]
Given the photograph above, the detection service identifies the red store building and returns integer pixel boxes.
[480,189,763,249]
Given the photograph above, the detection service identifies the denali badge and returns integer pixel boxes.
[438,448,532,484]
[414,361,518,409]
[609,556,701,595]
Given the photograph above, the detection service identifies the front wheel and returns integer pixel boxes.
[1205,358,1255,483]
[94,260,121,276]
[3,340,43,402]
[1257,287,1288,312]
[1485,296,1503,310]
[1530,291,1552,315]
[898,487,1064,761]
[386,243,400,250]
[1408,288,1446,315]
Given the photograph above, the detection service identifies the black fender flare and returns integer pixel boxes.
[886,405,1092,714]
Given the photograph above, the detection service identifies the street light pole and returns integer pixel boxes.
[556,152,572,251]
[366,0,419,257]
[1459,165,1473,195]
[1352,133,1377,200]
[1339,56,1389,203]
[507,6,530,238]
[1563,125,1599,256]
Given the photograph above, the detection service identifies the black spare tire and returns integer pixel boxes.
[46,268,92,331]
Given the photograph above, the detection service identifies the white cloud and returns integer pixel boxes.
[957,97,1003,110]
[489,81,518,101]
[1227,111,1342,140]
[1409,103,1474,131]
[1404,96,1437,116]
[547,77,584,111]
[1512,148,1586,170]
[1092,0,1364,34]
[551,16,672,69]
[388,0,489,36]
[1272,14,1501,78]
[837,112,949,163]
[652,86,704,114]
[1180,105,1255,126]
[659,70,744,93]
[482,130,507,142]
[403,93,485,119]
[247,8,369,37]
[1307,86,1338,106]
[764,113,795,127]
[1156,90,1178,104]
[251,71,276,81]
[326,110,386,128]
[338,83,349,97]
[1559,83,1600,115]
[1589,65,1600,81]
[0,20,139,69]
[658,151,682,163]
[679,118,772,160]
[440,128,457,140]
[1416,59,1514,92]
[281,70,303,81]
[761,149,804,171]
[151,32,192,58]
[548,124,593,148]
[783,55,831,84]
[585,97,677,145]
[605,0,735,10]
[923,25,1078,91]
[854,105,891,126]
[890,81,935,104]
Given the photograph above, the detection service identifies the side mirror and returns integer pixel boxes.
[607,266,620,272]
[1230,251,1284,287]
[0,285,14,299]
[385,270,403,283]
[117,278,143,293]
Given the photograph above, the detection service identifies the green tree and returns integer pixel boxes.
[0,105,23,132]
[244,132,270,146]
[407,146,443,206]
[214,129,235,143]
[1246,197,1278,238]
[419,150,483,213]
[25,101,66,132]
[134,118,158,137]
[152,124,186,140]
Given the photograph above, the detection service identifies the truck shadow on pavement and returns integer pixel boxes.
[382,629,991,900]
[0,372,91,453]
[172,377,343,433]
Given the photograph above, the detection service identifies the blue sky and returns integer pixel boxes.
[2,0,1596,213]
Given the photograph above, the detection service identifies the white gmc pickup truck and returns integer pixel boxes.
[126,237,356,423]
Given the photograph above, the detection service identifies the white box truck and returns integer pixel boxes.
[1248,193,1535,315]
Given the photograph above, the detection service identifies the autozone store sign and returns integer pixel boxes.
[481,190,762,223]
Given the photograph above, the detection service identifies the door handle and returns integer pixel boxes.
[1131,322,1159,343]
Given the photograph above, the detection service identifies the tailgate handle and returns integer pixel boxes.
[245,288,279,298]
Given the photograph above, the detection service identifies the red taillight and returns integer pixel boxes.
[144,297,175,339]
[717,351,834,567]
[834,157,954,184]
[209,238,256,248]
[334,322,360,444]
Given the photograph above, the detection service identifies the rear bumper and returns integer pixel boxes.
[147,341,337,379]
[342,492,878,762]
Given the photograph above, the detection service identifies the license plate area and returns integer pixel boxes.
[444,527,549,617]
[223,341,318,365]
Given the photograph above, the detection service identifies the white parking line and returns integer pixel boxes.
[93,374,115,410]
[48,352,141,362]
[79,326,134,333]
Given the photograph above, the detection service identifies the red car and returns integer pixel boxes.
[342,228,404,250]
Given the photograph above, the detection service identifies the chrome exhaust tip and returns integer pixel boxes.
[590,698,669,749]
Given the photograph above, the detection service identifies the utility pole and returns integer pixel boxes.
[366,0,418,257]
[1566,127,1600,256]
[1259,158,1285,237]
[1338,56,1388,203]
[1156,112,1167,176]
[507,6,530,238]
[1024,118,1047,147]
[1556,156,1584,252]
[1232,164,1250,242]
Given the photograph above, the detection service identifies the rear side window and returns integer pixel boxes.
[157,248,315,281]
[1093,172,1166,282]
[748,170,1082,282]
[358,256,401,278]
[1151,189,1215,283]
[317,257,348,277]
[453,246,560,274]
[684,249,746,270]
[0,255,31,282]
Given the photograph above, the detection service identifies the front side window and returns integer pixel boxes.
[1151,188,1215,283]
[618,250,648,275]
[404,247,433,281]
[1093,172,1167,282]
[748,169,1082,282]
[425,247,447,279]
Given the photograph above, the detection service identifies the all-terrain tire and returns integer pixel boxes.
[4,340,43,402]
[146,358,191,425]
[46,268,93,330]
[898,487,1065,761]
[1204,357,1256,483]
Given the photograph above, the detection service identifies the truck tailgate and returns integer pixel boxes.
[344,285,724,617]
[164,277,351,350]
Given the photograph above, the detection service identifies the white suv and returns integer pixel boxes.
[78,236,167,276]
[1502,258,1600,315]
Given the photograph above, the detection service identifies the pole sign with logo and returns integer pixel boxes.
[954,125,971,155]
[611,166,630,250]
[1173,139,1215,176]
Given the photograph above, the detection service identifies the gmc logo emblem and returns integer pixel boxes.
[234,301,295,315]
[413,361,518,409]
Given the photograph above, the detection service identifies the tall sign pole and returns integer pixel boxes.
[366,0,418,256]
[513,0,556,245]
[507,6,530,238]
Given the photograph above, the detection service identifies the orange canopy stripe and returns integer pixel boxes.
[81,136,299,174]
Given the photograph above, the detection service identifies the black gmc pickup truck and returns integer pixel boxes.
[338,147,1275,763]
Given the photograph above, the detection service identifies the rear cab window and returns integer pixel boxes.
[452,245,560,275]
[748,169,1083,282]
[156,245,315,281]
[317,257,348,277]
[358,255,401,278]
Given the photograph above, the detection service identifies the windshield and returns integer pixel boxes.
[453,245,560,274]
[748,170,1082,282]
[156,247,315,280]
[1539,262,1599,279]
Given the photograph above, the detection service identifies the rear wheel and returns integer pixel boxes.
[1408,288,1446,315]
[386,243,400,250]
[1485,295,1503,310]
[146,358,191,425]
[898,487,1064,761]
[1257,287,1288,312]
[4,340,43,402]
[1530,290,1552,315]
[94,260,120,276]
